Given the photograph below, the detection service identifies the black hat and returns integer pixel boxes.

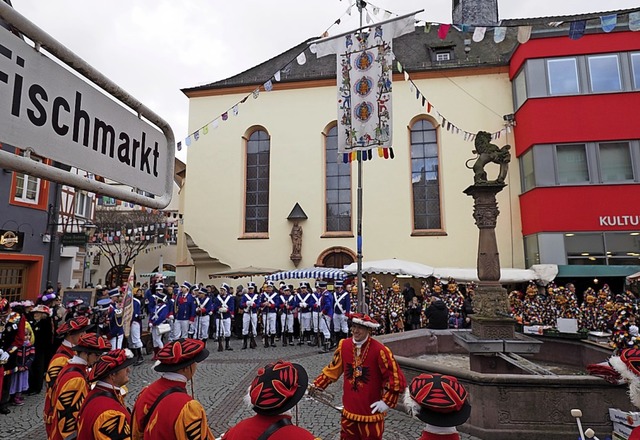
[249,360,308,416]
[405,373,471,427]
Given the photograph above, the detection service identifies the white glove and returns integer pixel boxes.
[247,301,254,307]
[370,400,390,414]
[301,302,308,308]
[0,350,9,363]
[220,307,228,313]
[391,311,398,318]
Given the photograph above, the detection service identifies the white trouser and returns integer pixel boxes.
[110,334,124,349]
[243,311,258,336]
[318,313,331,339]
[280,312,294,334]
[194,315,210,340]
[311,311,321,331]
[299,312,312,331]
[151,326,164,348]
[216,317,231,338]
[262,310,277,335]
[130,321,143,349]
[172,319,191,340]
[333,313,349,333]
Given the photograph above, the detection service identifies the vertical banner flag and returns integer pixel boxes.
[122,264,135,338]
[313,15,415,154]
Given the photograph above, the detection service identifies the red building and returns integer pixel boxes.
[510,23,640,288]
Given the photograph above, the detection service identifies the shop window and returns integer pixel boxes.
[563,232,640,265]
[556,144,589,184]
[0,265,25,303]
[547,58,579,95]
[632,53,640,89]
[523,234,540,268]
[325,125,352,233]
[605,232,640,265]
[598,142,633,182]
[410,119,442,231]
[244,129,270,235]
[565,233,605,265]
[588,54,621,93]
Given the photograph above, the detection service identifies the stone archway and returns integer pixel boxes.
[316,246,356,269]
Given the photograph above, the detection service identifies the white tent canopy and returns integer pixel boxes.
[433,264,557,285]
[627,271,640,282]
[265,267,348,281]
[343,258,434,279]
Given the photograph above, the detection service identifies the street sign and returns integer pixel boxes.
[61,232,88,246]
[0,3,174,208]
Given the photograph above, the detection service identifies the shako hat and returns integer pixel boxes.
[247,282,256,289]
[155,283,165,291]
[89,349,136,382]
[72,333,112,354]
[181,281,192,290]
[154,338,209,372]
[249,360,308,416]
[349,312,380,329]
[56,316,93,336]
[108,287,121,297]
[404,373,471,427]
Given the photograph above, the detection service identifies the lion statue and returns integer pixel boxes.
[470,131,511,184]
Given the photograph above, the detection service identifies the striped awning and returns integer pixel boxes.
[265,267,348,281]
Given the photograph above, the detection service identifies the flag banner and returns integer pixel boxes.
[122,265,135,338]
[314,15,415,154]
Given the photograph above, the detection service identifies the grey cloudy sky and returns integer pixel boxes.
[11,0,640,161]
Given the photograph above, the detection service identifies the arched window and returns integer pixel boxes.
[245,129,270,234]
[325,126,351,233]
[410,119,442,231]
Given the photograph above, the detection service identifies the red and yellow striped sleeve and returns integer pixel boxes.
[92,410,131,440]
[314,340,344,389]
[377,345,406,408]
[174,400,216,440]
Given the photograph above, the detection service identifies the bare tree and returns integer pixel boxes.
[92,208,166,286]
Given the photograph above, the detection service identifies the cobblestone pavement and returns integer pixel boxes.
[0,336,483,440]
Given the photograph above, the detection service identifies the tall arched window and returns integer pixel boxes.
[245,129,270,234]
[325,126,351,233]
[410,119,442,230]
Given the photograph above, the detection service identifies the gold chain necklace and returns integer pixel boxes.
[352,338,370,379]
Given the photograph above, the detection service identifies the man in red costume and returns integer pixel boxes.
[77,348,136,439]
[222,360,320,439]
[310,312,406,440]
[131,338,215,440]
[403,373,471,440]
[43,316,92,436]
[48,333,112,440]
[610,348,640,440]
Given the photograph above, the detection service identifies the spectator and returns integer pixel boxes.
[424,297,448,330]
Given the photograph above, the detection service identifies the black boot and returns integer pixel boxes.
[264,335,270,348]
[242,336,248,349]
[288,334,294,346]
[282,333,288,346]
[135,348,144,366]
[225,337,233,351]
[218,337,224,352]
[308,333,318,346]
[270,335,276,347]
[319,335,329,353]
[297,331,306,346]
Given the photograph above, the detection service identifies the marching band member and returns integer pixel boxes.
[194,287,213,342]
[76,349,136,440]
[308,283,323,347]
[148,290,169,357]
[260,281,278,348]
[132,339,215,440]
[107,288,125,349]
[213,283,235,351]
[333,280,351,344]
[130,291,145,366]
[296,282,314,345]
[241,282,261,349]
[222,360,320,440]
[317,281,334,353]
[277,286,297,346]
[173,282,196,340]
[310,313,406,440]
[48,333,111,440]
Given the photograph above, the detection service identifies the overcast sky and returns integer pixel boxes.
[11,0,640,162]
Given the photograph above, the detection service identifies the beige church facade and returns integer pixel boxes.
[176,26,524,283]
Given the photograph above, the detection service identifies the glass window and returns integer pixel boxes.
[599,142,633,182]
[13,156,42,204]
[605,232,640,262]
[520,149,535,192]
[556,144,589,184]
[75,191,93,218]
[632,53,640,89]
[410,119,441,230]
[325,126,351,232]
[245,130,270,233]
[513,69,527,109]
[523,234,540,268]
[547,58,579,95]
[565,233,605,256]
[588,54,621,92]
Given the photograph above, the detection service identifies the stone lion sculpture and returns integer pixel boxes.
[470,131,511,184]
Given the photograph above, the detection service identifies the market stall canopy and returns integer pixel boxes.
[626,271,640,282]
[343,258,434,278]
[208,266,282,279]
[139,270,176,278]
[265,267,348,281]
[432,264,557,285]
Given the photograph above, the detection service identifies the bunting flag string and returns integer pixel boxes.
[176,1,639,152]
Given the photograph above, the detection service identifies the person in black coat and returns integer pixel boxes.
[424,297,449,330]
[27,304,55,395]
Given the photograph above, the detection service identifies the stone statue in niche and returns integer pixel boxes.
[290,221,303,266]
[468,131,511,184]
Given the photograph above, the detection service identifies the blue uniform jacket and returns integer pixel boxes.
[296,291,315,313]
[319,290,334,318]
[174,293,196,321]
[213,294,235,319]
[132,297,142,323]
[333,289,351,315]
[194,296,213,316]
[150,303,169,325]
[241,292,262,312]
